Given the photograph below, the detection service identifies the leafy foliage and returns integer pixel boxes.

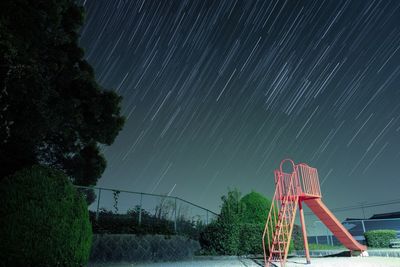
[240,191,271,223]
[216,189,243,254]
[0,165,92,267]
[0,0,124,192]
[89,200,205,240]
[239,191,272,255]
[291,224,304,250]
[91,209,174,236]
[199,189,274,255]
[364,229,397,248]
[238,223,266,255]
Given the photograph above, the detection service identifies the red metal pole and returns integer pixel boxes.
[299,200,311,264]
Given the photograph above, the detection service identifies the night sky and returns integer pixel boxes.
[78,0,400,219]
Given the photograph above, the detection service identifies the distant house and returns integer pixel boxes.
[369,211,400,220]
[307,212,400,245]
[342,211,400,244]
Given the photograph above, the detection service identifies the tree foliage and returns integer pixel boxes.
[0,0,124,189]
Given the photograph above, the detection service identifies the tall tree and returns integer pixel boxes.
[0,0,125,192]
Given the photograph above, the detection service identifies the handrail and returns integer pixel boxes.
[73,184,218,216]
[263,176,279,265]
[264,160,303,267]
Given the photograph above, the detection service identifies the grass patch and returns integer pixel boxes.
[307,243,345,250]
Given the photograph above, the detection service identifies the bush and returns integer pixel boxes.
[199,189,242,255]
[292,224,304,250]
[199,190,273,255]
[240,192,271,224]
[198,221,220,255]
[238,223,265,255]
[364,229,397,248]
[239,192,272,255]
[0,165,92,267]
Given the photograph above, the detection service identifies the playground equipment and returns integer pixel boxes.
[262,159,367,267]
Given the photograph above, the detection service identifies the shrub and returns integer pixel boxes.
[199,189,242,255]
[89,208,201,239]
[364,229,397,248]
[239,192,272,255]
[240,191,271,224]
[291,224,304,250]
[0,165,92,267]
[199,190,274,255]
[239,223,265,255]
[199,221,220,255]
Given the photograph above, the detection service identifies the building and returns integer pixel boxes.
[308,211,400,245]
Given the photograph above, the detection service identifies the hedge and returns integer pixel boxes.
[239,223,265,255]
[0,165,92,267]
[364,229,397,248]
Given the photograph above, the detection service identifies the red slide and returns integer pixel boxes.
[304,198,367,251]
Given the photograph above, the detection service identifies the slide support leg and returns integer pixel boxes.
[299,201,311,264]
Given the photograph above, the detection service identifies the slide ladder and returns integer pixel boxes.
[263,164,299,266]
[262,159,366,267]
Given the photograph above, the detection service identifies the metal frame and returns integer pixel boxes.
[263,159,367,267]
[74,185,218,232]
[262,159,322,267]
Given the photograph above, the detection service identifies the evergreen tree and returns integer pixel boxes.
[0,0,125,194]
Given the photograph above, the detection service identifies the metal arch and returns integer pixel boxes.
[279,158,296,174]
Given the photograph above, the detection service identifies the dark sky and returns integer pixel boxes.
[79,0,400,220]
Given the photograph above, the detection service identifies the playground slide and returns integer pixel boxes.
[304,198,367,251]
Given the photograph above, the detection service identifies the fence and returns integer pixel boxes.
[307,218,400,245]
[74,185,218,238]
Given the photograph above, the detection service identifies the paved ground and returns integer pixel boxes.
[90,258,259,267]
[90,256,400,267]
[283,256,400,267]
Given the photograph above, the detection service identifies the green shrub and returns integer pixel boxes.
[200,219,241,255]
[364,229,397,248]
[199,221,220,255]
[291,224,304,250]
[238,223,265,255]
[0,165,92,267]
[239,192,272,255]
[199,190,274,255]
[240,192,271,224]
[199,189,242,255]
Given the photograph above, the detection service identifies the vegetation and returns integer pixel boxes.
[307,243,344,250]
[0,0,126,264]
[199,189,274,255]
[0,0,124,202]
[239,191,272,254]
[0,165,92,267]
[291,224,305,250]
[90,196,205,240]
[364,229,397,248]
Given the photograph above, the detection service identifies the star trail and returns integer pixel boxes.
[78,0,400,218]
